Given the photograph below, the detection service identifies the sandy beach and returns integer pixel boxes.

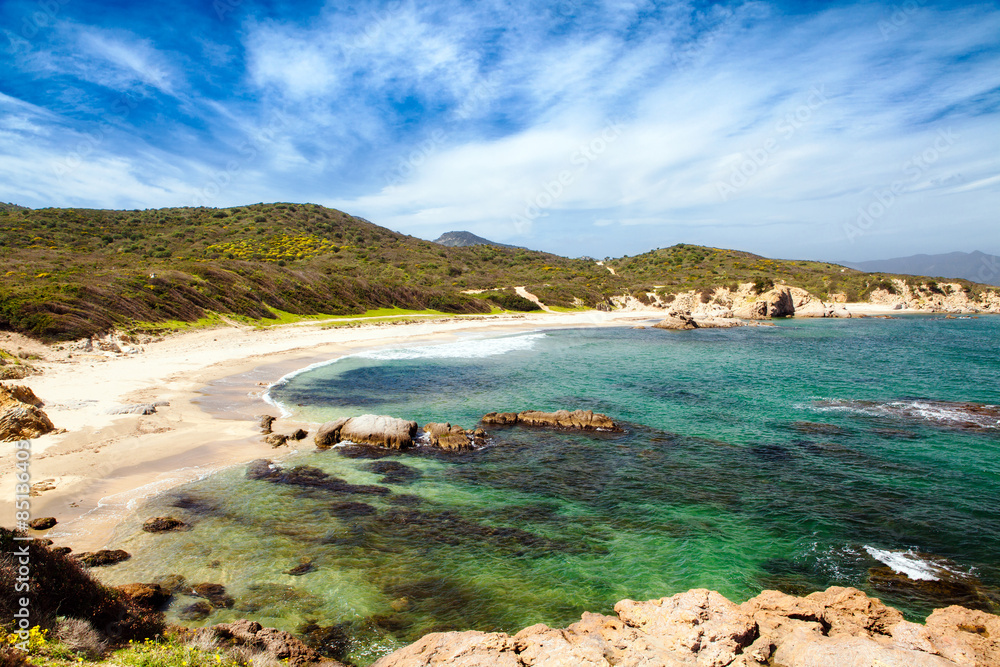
[1,308,668,552]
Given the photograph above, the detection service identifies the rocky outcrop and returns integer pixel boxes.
[734,286,797,319]
[0,383,54,441]
[422,423,482,450]
[372,586,1000,667]
[795,301,853,318]
[653,309,699,330]
[482,410,621,432]
[258,414,276,433]
[28,517,57,530]
[315,414,418,450]
[195,619,346,667]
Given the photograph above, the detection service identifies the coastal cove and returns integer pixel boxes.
[42,314,1000,666]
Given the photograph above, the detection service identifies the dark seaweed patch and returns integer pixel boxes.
[366,460,422,485]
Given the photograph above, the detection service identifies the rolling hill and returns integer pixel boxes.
[1,203,996,341]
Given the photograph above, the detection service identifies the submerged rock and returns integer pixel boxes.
[652,309,699,330]
[315,414,418,450]
[868,563,1000,613]
[178,600,212,621]
[115,583,171,610]
[246,459,390,495]
[75,549,131,567]
[366,460,422,485]
[191,582,235,609]
[481,409,621,432]
[142,516,189,533]
[373,586,1000,667]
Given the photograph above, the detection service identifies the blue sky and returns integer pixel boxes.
[1,0,998,261]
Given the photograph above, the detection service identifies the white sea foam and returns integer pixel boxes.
[863,546,961,581]
[263,332,547,417]
[813,399,999,429]
[355,332,547,361]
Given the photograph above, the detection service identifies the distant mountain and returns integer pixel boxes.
[839,251,1000,286]
[433,231,523,249]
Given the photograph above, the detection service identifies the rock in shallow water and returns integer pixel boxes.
[315,414,418,450]
[481,409,621,431]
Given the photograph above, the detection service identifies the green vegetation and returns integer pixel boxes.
[1,206,995,341]
[610,243,989,304]
[0,204,617,340]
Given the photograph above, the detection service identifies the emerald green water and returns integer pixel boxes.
[101,317,1000,665]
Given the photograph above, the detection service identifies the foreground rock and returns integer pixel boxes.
[193,619,346,667]
[0,383,55,441]
[482,409,621,432]
[315,414,418,450]
[372,586,1000,667]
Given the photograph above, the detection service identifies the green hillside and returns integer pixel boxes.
[0,203,617,339]
[611,243,988,304]
[0,204,994,341]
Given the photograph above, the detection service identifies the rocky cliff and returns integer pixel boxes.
[636,279,1000,318]
[372,586,999,667]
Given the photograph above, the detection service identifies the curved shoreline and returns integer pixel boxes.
[0,310,646,552]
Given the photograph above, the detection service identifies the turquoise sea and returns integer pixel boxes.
[100,316,1000,665]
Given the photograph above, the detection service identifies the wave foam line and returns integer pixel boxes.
[262,332,547,417]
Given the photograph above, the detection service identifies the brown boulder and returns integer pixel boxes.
[423,423,474,450]
[314,415,418,450]
[28,517,57,530]
[115,583,171,610]
[481,412,518,425]
[258,414,276,433]
[266,433,289,448]
[0,384,44,408]
[0,402,55,441]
